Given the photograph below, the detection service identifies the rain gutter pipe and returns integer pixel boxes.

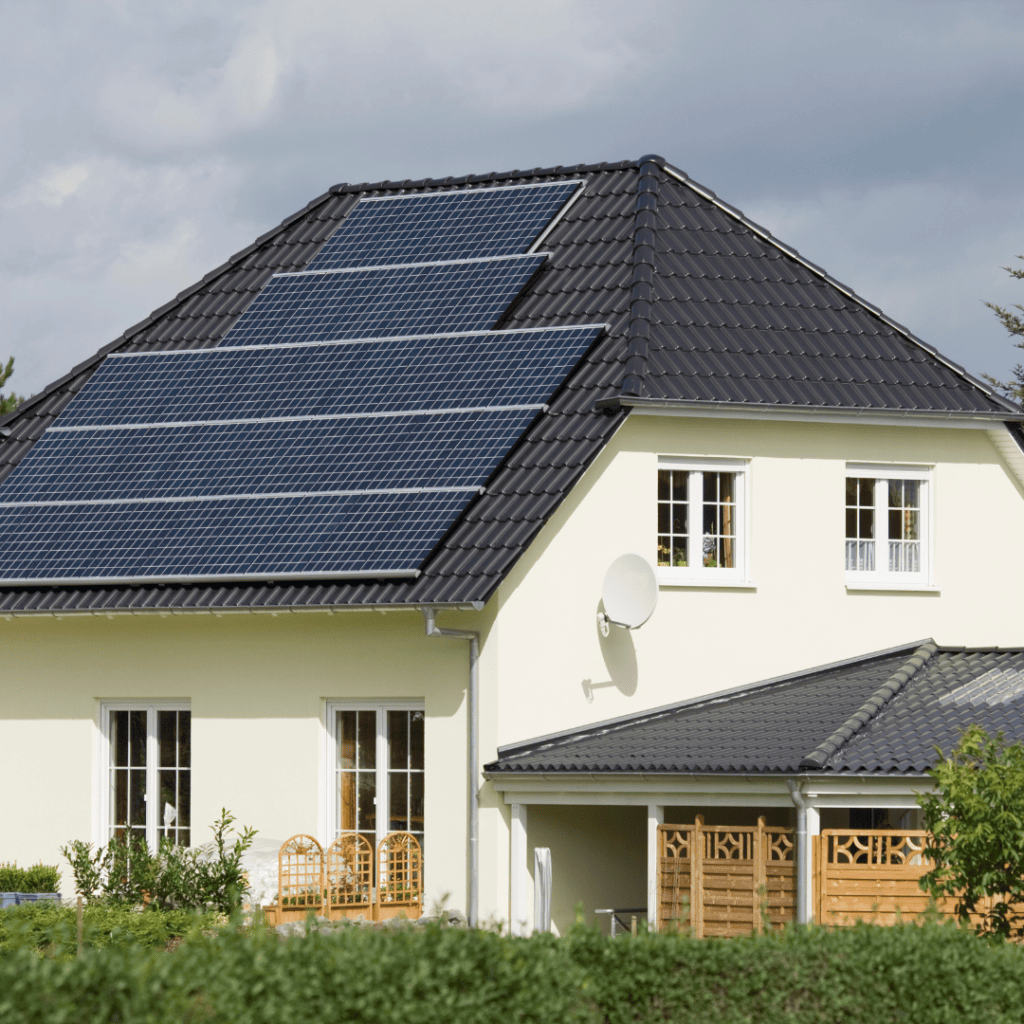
[786,779,808,924]
[423,606,479,928]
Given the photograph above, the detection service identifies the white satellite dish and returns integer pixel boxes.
[598,553,658,634]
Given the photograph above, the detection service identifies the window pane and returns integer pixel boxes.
[389,773,408,832]
[702,472,736,569]
[111,711,129,768]
[389,711,409,770]
[410,772,424,835]
[178,713,191,769]
[130,768,146,827]
[129,711,146,768]
[357,774,376,833]
[113,768,128,830]
[357,711,376,770]
[657,469,670,500]
[410,712,424,772]
[338,711,356,769]
[658,468,688,567]
[158,711,176,768]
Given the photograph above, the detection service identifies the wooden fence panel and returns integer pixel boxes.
[817,829,996,928]
[658,817,795,936]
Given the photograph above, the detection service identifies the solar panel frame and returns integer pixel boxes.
[0,408,543,504]
[217,255,548,347]
[55,326,605,428]
[0,489,478,584]
[306,180,583,270]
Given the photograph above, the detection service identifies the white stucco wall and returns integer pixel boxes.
[0,608,482,909]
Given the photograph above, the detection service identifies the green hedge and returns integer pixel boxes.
[0,863,60,894]
[2,919,1024,1024]
[0,902,220,954]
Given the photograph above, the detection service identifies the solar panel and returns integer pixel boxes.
[306,181,581,271]
[0,409,540,504]
[0,490,471,583]
[57,327,602,427]
[217,256,546,347]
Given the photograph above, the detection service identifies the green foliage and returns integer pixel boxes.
[61,809,256,914]
[0,863,60,894]
[983,256,1024,402]
[0,901,218,954]
[918,725,1024,939]
[3,918,1024,1024]
[0,357,21,417]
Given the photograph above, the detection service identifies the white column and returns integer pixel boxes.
[510,803,529,936]
[647,804,664,931]
[804,805,821,924]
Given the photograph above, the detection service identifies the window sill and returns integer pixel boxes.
[845,581,939,593]
[659,577,757,590]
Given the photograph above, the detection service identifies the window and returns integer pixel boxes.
[327,702,424,855]
[99,701,191,848]
[845,464,931,585]
[657,458,748,583]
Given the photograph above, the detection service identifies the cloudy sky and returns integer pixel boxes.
[2,0,1023,399]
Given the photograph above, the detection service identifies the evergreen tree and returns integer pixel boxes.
[982,256,1024,402]
[0,356,22,416]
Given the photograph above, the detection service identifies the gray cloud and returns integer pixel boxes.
[1,0,1023,397]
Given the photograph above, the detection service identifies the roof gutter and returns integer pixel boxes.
[598,396,1024,426]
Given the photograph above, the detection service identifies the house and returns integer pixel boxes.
[2,155,1023,935]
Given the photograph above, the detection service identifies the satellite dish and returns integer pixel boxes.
[598,554,658,634]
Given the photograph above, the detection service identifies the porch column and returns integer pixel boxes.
[510,803,529,936]
[647,804,664,931]
[803,805,820,924]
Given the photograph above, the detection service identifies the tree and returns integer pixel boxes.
[0,356,22,416]
[918,725,1024,939]
[982,256,1024,402]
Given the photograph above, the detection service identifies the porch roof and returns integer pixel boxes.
[484,641,1024,777]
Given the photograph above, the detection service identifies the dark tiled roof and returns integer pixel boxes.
[484,642,1024,777]
[0,156,1016,614]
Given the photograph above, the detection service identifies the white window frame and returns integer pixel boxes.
[845,463,933,589]
[95,699,191,851]
[323,699,424,852]
[656,456,751,587]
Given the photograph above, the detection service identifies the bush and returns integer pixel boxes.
[0,901,219,954]
[61,808,255,914]
[0,863,60,894]
[2,918,1024,1024]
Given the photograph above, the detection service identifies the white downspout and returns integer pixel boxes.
[423,606,480,928]
[786,779,809,925]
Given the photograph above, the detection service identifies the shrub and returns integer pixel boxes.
[3,918,1024,1024]
[61,808,255,914]
[0,863,60,894]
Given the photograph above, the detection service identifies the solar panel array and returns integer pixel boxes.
[306,181,581,270]
[0,180,597,584]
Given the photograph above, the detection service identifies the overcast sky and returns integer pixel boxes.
[2,0,1023,399]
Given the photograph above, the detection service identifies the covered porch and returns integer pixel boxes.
[493,774,927,936]
[485,640,1024,935]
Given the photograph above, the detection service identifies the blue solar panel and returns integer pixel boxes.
[306,182,580,270]
[0,409,539,504]
[217,256,546,347]
[0,491,471,583]
[57,327,601,427]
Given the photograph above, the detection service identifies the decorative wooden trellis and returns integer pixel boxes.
[658,816,796,937]
[817,828,996,927]
[267,831,422,924]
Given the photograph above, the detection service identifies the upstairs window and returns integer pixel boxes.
[657,458,748,584]
[845,465,930,585]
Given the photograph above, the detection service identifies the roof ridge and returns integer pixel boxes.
[620,155,662,397]
[325,158,641,196]
[799,640,938,769]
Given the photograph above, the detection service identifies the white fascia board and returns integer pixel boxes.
[487,772,934,807]
[617,400,1022,430]
[987,425,1024,491]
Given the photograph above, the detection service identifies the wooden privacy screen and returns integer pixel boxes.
[268,831,422,924]
[817,828,998,927]
[658,816,796,937]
